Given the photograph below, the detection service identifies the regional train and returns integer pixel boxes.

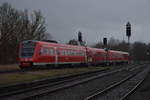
[18,40,129,69]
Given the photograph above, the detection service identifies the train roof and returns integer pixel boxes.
[109,50,129,55]
[21,40,129,55]
[36,40,86,50]
[87,47,106,52]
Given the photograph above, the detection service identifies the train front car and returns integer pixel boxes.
[19,40,87,69]
[19,40,37,69]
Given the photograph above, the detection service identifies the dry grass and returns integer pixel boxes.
[0,64,20,71]
[0,66,108,86]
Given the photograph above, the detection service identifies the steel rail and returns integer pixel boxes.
[19,65,143,100]
[0,64,140,100]
[0,68,109,98]
[120,68,149,100]
[84,66,148,100]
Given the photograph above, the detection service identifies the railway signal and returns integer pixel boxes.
[78,31,82,42]
[126,22,131,44]
[103,37,107,46]
[78,31,83,45]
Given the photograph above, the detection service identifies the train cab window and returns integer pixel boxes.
[21,41,36,58]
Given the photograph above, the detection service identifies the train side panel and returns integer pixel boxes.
[32,43,56,65]
[57,45,86,64]
[87,47,106,65]
[108,50,129,64]
[19,40,130,69]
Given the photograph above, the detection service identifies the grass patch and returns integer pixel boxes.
[0,66,108,86]
[0,64,19,71]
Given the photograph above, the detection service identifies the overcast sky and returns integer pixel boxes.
[0,0,150,45]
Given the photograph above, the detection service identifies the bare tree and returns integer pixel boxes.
[132,42,147,61]
[67,39,79,45]
[92,41,103,48]
[0,2,49,64]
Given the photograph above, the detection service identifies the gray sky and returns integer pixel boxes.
[1,0,150,45]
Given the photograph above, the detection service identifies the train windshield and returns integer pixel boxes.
[21,41,36,58]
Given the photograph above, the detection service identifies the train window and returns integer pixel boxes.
[70,50,72,56]
[69,50,72,56]
[69,50,71,55]
[40,47,49,56]
[49,48,54,55]
[72,51,75,56]
[67,50,69,55]
[71,50,74,56]
[79,51,84,56]
[73,51,76,56]
[78,51,80,56]
[75,51,77,56]
[64,50,67,55]
[64,50,67,56]
[39,47,44,55]
[83,52,85,56]
[64,50,66,56]
[44,48,49,55]
[78,52,80,56]
[56,49,59,55]
[68,50,71,56]
[61,50,65,56]
[71,50,73,56]
[63,50,66,56]
[61,50,63,56]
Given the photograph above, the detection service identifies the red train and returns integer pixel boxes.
[19,40,129,69]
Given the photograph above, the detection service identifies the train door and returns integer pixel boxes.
[55,47,58,64]
[49,47,56,64]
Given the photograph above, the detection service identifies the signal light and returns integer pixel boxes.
[103,37,107,46]
[126,22,131,37]
[78,31,82,42]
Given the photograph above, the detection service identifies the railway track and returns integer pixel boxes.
[0,65,145,100]
[0,68,109,96]
[0,64,145,100]
[84,65,150,100]
[0,64,133,95]
[0,64,129,74]
[29,65,145,100]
